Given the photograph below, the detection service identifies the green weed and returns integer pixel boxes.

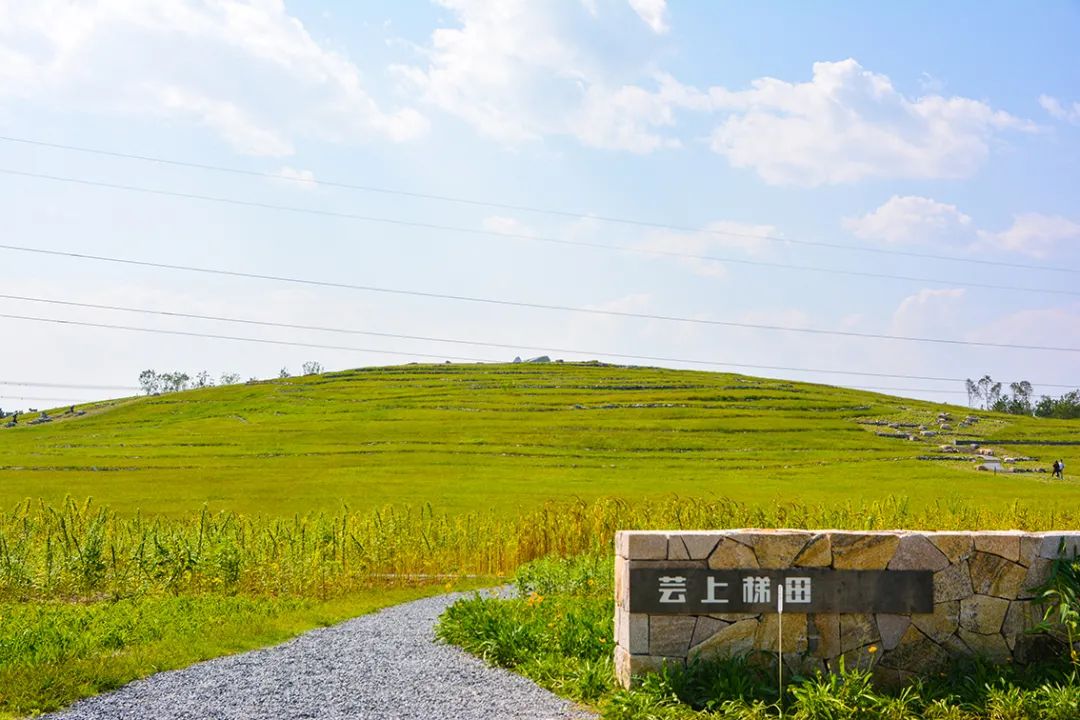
[440,554,1080,720]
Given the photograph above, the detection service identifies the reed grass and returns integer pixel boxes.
[2,495,1076,602]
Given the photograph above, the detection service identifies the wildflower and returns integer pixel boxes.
[526,591,544,608]
[868,645,878,654]
[444,582,453,592]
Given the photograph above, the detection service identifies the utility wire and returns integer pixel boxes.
[2,293,1077,388]
[0,396,100,403]
[1,247,1078,353]
[851,386,965,395]
[1,168,1076,299]
[0,312,494,363]
[0,314,975,399]
[2,134,1075,276]
[0,380,139,390]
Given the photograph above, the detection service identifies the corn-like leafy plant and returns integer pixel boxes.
[1031,541,1080,679]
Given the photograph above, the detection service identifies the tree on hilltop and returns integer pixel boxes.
[966,374,1080,418]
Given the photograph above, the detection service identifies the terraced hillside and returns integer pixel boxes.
[0,363,1076,515]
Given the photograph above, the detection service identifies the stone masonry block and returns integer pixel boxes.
[616,609,649,654]
[1019,557,1052,599]
[959,594,1009,634]
[680,534,721,560]
[755,613,808,655]
[840,613,880,653]
[968,552,1027,599]
[913,601,959,643]
[934,561,973,603]
[929,533,974,563]
[707,537,758,569]
[1038,534,1080,560]
[832,533,900,570]
[1002,601,1040,651]
[615,554,628,608]
[879,624,950,674]
[958,627,1011,662]
[690,618,759,660]
[794,533,831,567]
[974,533,1021,562]
[889,534,949,571]
[749,532,812,568]
[876,614,910,651]
[627,532,669,560]
[649,616,696,657]
[1018,535,1041,567]
[810,613,841,660]
[615,645,632,688]
[690,616,729,650]
[667,537,690,560]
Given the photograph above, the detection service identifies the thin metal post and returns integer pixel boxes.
[778,583,784,714]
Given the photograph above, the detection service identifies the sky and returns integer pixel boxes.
[1,0,1079,410]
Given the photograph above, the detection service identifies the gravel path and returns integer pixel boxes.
[46,592,594,720]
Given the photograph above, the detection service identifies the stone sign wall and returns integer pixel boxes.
[614,529,1080,688]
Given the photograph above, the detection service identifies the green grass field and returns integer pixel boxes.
[3,362,1078,717]
[1,362,1077,516]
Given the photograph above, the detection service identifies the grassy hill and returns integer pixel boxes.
[2,362,1076,516]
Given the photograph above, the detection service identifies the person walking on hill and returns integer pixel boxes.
[1052,459,1064,479]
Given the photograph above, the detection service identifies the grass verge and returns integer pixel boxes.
[1,581,487,718]
[437,555,1080,719]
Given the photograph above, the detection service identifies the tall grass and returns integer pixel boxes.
[2,495,1076,602]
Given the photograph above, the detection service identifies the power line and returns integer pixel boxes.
[0,318,990,401]
[0,312,494,363]
[1,247,1078,353]
[1,168,1077,299]
[2,293,1078,388]
[847,386,966,395]
[0,396,98,403]
[3,134,1075,276]
[0,380,139,390]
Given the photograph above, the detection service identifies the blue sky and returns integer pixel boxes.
[1,0,1078,410]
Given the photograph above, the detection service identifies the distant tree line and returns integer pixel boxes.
[137,362,323,395]
[966,374,1080,418]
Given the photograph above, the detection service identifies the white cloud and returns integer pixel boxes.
[847,196,1079,259]
[395,1,700,153]
[968,303,1080,349]
[1039,94,1080,124]
[275,165,317,188]
[481,215,535,236]
[977,213,1080,258]
[628,0,669,34]
[639,219,782,278]
[574,73,708,152]
[891,288,966,338]
[0,0,427,155]
[153,85,293,157]
[843,195,974,246]
[397,8,1030,175]
[707,59,1033,186]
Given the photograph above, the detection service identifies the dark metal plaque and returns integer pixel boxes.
[629,567,933,614]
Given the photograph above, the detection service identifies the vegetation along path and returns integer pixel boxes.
[43,591,592,720]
